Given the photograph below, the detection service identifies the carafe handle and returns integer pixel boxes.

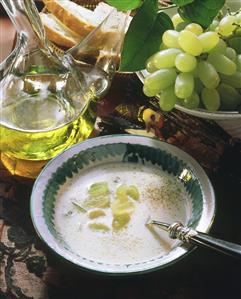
[1,0,47,50]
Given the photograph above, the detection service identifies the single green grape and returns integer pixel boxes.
[171,13,184,28]
[217,83,241,111]
[185,23,203,35]
[116,184,128,201]
[153,48,182,69]
[84,195,110,209]
[178,30,203,56]
[112,214,131,230]
[209,39,227,55]
[201,88,220,111]
[159,86,178,111]
[183,91,200,109]
[143,68,177,96]
[88,209,106,219]
[220,71,241,88]
[111,197,135,216]
[162,30,180,49]
[197,61,220,89]
[88,223,110,232]
[127,185,140,201]
[225,47,237,61]
[198,32,219,52]
[143,85,156,97]
[88,182,109,197]
[175,53,197,72]
[175,73,194,99]
[208,53,237,75]
[218,15,237,36]
[146,54,158,73]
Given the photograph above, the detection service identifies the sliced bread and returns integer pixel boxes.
[41,1,132,49]
[93,2,132,32]
[40,12,82,48]
[42,0,97,36]
[93,2,114,22]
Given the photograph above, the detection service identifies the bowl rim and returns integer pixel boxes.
[137,70,241,120]
[30,134,216,275]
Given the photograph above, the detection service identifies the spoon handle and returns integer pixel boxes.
[188,232,241,259]
[149,221,241,259]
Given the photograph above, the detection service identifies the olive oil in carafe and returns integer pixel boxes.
[0,70,104,161]
[0,106,95,161]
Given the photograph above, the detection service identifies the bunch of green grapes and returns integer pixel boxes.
[143,12,241,112]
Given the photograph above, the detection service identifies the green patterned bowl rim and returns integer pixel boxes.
[30,134,216,275]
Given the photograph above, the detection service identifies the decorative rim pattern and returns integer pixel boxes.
[30,135,216,275]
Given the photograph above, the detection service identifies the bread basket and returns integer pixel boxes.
[42,0,134,78]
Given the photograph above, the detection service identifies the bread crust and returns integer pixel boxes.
[43,0,96,36]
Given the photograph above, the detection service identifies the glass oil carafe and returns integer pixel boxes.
[0,0,119,178]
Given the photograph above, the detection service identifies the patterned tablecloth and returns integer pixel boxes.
[1,75,241,299]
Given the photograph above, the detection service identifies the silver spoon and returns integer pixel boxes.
[147,220,241,259]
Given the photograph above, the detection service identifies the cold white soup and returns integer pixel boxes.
[54,162,192,265]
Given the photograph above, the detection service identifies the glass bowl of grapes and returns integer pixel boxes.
[137,1,241,139]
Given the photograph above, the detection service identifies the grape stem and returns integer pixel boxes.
[227,8,231,16]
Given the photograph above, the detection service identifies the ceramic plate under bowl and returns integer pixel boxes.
[31,135,215,275]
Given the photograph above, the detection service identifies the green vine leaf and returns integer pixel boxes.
[172,0,194,6]
[178,0,225,28]
[105,0,143,11]
[119,0,173,72]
